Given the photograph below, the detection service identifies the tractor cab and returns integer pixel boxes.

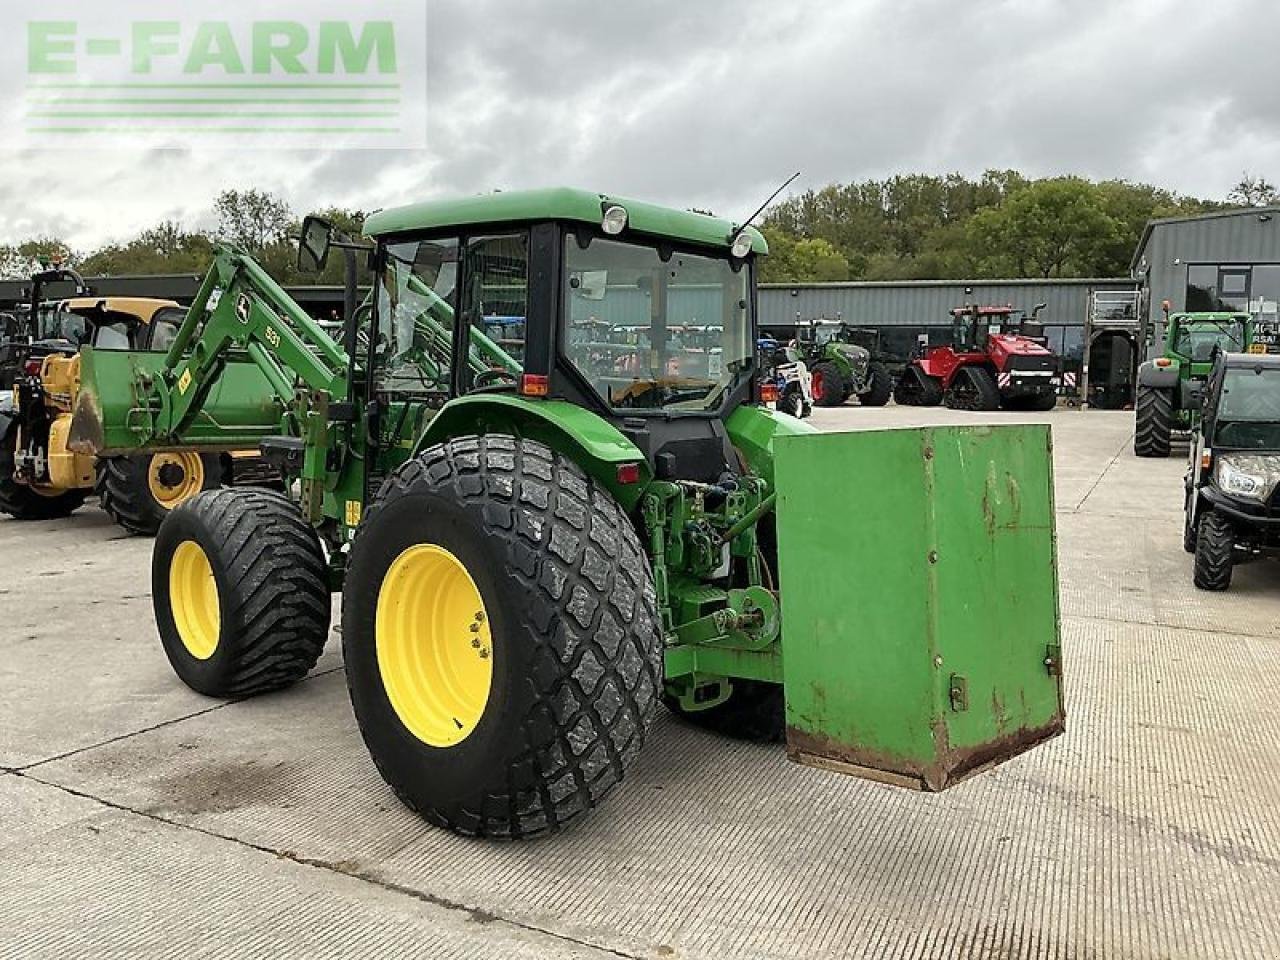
[1168,312,1249,366]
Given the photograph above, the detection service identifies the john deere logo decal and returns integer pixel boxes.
[235,293,251,324]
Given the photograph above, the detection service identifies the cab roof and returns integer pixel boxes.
[1220,351,1280,370]
[362,187,768,255]
[61,297,180,324]
[1173,312,1251,322]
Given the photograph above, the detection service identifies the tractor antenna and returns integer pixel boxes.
[729,171,801,247]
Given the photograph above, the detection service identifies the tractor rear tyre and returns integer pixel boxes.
[99,452,224,536]
[152,488,331,697]
[1193,511,1235,591]
[0,427,87,521]
[1134,385,1174,458]
[342,436,663,838]
[664,679,784,743]
[944,366,1001,411]
[811,362,846,407]
[893,366,943,406]
[859,362,893,407]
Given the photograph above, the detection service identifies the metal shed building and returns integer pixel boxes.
[1131,206,1280,351]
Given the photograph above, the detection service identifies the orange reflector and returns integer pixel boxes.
[1154,358,1172,368]
[1202,449,1212,470]
[519,374,549,397]
[616,463,641,485]
[761,383,779,403]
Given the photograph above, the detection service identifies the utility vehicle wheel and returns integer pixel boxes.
[776,386,803,418]
[859,361,893,407]
[98,452,223,536]
[1133,385,1173,458]
[811,363,846,407]
[343,436,662,838]
[664,679,784,743]
[944,366,1001,411]
[1193,511,1235,591]
[893,366,943,407]
[152,488,330,697]
[0,428,87,520]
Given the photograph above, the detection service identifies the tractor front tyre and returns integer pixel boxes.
[0,428,87,521]
[1193,511,1235,591]
[152,488,331,698]
[342,436,663,838]
[98,452,224,536]
[664,679,784,743]
[1028,391,1059,412]
[859,362,893,407]
[776,386,803,419]
[1134,386,1174,458]
[811,363,847,407]
[944,366,1001,411]
[893,366,943,406]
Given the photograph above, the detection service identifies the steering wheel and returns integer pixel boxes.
[473,367,518,389]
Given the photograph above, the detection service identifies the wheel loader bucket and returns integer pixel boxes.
[68,347,283,455]
[774,424,1064,790]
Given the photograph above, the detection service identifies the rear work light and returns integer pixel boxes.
[519,374,549,397]
[760,382,779,403]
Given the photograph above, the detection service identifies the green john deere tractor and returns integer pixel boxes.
[796,321,893,408]
[1134,309,1253,457]
[70,188,1065,837]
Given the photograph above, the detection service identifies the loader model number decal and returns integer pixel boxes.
[263,325,281,348]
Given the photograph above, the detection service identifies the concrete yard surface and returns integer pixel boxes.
[3,407,1279,959]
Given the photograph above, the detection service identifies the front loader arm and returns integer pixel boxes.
[157,247,350,442]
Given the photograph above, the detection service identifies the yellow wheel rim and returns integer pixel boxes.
[170,540,221,660]
[376,544,494,748]
[148,453,205,509]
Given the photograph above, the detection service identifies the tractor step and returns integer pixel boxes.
[773,424,1064,791]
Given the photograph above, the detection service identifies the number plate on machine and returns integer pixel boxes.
[773,424,1065,791]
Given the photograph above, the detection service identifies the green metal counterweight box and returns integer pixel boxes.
[774,424,1064,790]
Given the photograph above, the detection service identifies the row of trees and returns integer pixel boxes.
[0,189,366,285]
[1,173,1273,285]
[759,172,1274,284]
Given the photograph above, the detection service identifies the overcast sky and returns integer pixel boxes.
[2,0,1277,250]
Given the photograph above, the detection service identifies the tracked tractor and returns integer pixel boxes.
[1134,308,1253,458]
[894,304,1058,412]
[71,188,1065,837]
[0,295,277,532]
[795,321,892,408]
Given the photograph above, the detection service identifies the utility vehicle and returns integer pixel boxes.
[71,188,1065,837]
[1184,352,1280,590]
[1135,307,1253,458]
[757,337,813,419]
[894,304,1057,411]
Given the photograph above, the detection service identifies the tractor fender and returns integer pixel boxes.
[1137,359,1179,389]
[725,402,818,487]
[413,394,651,510]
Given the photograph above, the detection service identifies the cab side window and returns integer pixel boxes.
[459,233,528,393]
[91,321,132,350]
[148,308,185,352]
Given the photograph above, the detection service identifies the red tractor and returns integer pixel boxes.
[893,303,1059,411]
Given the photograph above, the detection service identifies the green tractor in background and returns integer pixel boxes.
[69,188,1064,837]
[1134,306,1255,457]
[795,320,893,408]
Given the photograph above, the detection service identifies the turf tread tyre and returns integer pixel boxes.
[98,453,223,536]
[859,361,893,407]
[776,386,804,418]
[1193,511,1234,591]
[153,488,330,697]
[811,362,847,407]
[1134,385,1173,458]
[0,428,87,520]
[343,435,662,838]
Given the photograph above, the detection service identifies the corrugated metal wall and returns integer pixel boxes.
[758,278,1136,333]
[1135,212,1280,340]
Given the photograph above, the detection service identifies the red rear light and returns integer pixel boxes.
[616,463,641,485]
[519,374,549,397]
[23,359,41,376]
[760,382,779,403]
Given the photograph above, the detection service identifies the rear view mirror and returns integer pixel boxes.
[0,313,17,341]
[570,270,608,301]
[298,216,334,273]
